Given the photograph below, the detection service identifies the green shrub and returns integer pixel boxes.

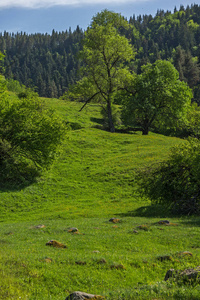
[0,90,67,183]
[137,138,200,215]
[6,79,25,94]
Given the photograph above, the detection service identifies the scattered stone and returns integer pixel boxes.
[177,251,193,257]
[93,250,100,254]
[164,269,177,281]
[180,267,200,280]
[67,227,79,233]
[157,220,178,226]
[138,225,149,231]
[75,261,87,265]
[65,291,104,300]
[157,255,173,262]
[110,264,126,270]
[133,230,138,234]
[164,267,200,282]
[158,220,170,225]
[40,257,52,263]
[109,218,120,223]
[46,240,67,248]
[97,258,107,264]
[34,225,46,229]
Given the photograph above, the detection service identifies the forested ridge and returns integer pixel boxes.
[0,3,200,101]
[0,27,84,98]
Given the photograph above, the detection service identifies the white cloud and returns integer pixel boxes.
[0,0,148,9]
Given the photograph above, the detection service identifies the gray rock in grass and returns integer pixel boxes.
[67,227,79,233]
[158,220,170,225]
[65,291,104,299]
[164,267,200,282]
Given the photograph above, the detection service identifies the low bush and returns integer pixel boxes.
[137,138,200,215]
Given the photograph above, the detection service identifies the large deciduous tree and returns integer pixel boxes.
[121,60,193,135]
[68,10,135,132]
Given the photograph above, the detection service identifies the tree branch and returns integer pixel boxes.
[79,92,101,111]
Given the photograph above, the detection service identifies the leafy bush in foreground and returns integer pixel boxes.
[0,88,66,183]
[137,138,200,215]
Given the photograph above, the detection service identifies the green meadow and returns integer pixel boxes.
[1,98,200,299]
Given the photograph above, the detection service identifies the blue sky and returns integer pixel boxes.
[0,0,199,34]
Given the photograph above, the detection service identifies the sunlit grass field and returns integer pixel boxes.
[1,98,200,299]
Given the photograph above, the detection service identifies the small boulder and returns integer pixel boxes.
[65,291,104,300]
[97,258,107,264]
[157,255,172,262]
[138,225,149,231]
[177,251,193,257]
[40,257,52,263]
[109,218,120,223]
[158,220,170,225]
[110,264,126,270]
[33,225,46,229]
[46,240,67,248]
[67,227,79,233]
[180,267,200,280]
[164,266,200,282]
[164,269,177,281]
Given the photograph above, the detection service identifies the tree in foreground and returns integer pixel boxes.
[121,60,193,135]
[137,138,200,215]
[0,76,66,183]
[67,10,135,132]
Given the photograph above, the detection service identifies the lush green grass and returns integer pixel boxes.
[1,98,200,299]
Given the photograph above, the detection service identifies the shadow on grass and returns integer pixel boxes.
[0,178,37,193]
[90,117,104,125]
[117,204,173,218]
[180,217,200,227]
[0,167,39,192]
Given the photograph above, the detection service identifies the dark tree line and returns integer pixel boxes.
[127,4,200,103]
[0,26,84,97]
[0,4,200,100]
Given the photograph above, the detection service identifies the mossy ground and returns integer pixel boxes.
[0,98,200,299]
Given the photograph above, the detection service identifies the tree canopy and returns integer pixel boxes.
[121,60,193,135]
[67,10,135,132]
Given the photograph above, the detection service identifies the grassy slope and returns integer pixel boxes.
[0,98,200,299]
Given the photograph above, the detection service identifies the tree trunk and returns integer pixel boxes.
[142,119,149,135]
[107,100,115,133]
[142,127,149,135]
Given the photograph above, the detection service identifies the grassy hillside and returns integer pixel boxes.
[0,98,200,299]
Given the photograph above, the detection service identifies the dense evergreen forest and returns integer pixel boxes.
[0,4,200,102]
